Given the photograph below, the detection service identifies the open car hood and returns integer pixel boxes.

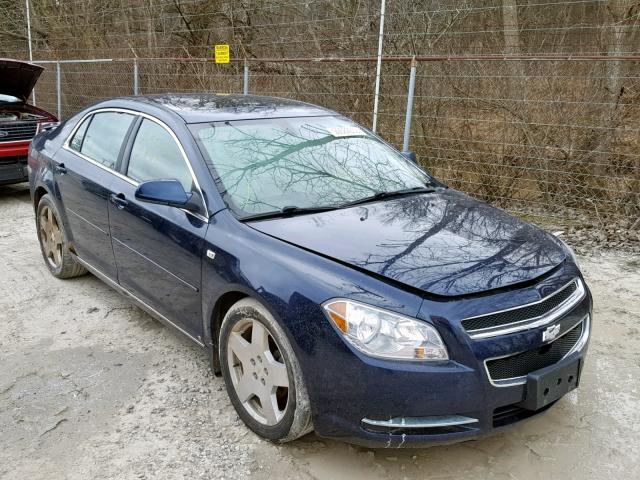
[248,190,567,297]
[0,59,44,102]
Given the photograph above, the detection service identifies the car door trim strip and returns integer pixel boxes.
[67,207,109,235]
[111,236,199,292]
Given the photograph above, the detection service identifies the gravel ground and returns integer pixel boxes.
[1,182,639,480]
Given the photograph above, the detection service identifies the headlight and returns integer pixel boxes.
[323,299,448,361]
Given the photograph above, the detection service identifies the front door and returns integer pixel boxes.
[108,117,207,340]
[54,110,137,279]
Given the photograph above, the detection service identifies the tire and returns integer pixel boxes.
[219,298,313,443]
[36,194,87,279]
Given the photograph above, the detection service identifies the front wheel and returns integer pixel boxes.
[36,194,87,279]
[219,298,313,443]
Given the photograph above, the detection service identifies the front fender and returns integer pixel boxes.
[200,209,424,372]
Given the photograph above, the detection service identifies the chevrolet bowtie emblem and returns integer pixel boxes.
[542,323,561,342]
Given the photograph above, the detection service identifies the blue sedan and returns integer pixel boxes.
[29,94,592,447]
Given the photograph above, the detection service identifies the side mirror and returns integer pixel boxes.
[135,179,199,212]
[401,151,417,164]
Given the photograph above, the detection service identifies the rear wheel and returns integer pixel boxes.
[36,194,87,279]
[219,298,313,442]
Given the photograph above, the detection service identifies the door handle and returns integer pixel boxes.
[109,193,129,210]
[53,162,67,174]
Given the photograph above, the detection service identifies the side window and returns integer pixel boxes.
[127,119,194,192]
[69,116,90,152]
[80,112,135,169]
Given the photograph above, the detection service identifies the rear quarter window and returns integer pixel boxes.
[69,116,90,152]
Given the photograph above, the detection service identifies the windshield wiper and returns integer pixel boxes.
[240,205,338,222]
[239,187,438,221]
[339,186,438,208]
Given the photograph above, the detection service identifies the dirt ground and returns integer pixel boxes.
[1,182,639,480]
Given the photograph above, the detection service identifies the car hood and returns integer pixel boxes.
[0,59,44,102]
[248,189,567,297]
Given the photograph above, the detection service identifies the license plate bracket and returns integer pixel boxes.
[518,356,581,411]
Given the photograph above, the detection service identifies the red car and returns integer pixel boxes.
[1,59,58,186]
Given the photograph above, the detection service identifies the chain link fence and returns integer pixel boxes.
[3,0,639,234]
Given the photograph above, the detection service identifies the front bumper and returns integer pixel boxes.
[325,349,586,448]
[0,155,29,185]
[305,277,592,448]
[0,140,30,185]
[0,140,30,158]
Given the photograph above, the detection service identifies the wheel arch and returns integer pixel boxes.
[33,185,49,209]
[208,290,249,374]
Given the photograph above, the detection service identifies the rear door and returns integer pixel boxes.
[53,110,137,279]
[107,116,207,340]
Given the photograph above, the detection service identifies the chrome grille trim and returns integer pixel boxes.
[484,314,590,388]
[0,121,38,142]
[362,415,479,429]
[463,278,585,339]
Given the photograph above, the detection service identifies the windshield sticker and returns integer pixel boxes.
[326,126,366,138]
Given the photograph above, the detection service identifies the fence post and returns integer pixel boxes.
[56,61,62,120]
[26,0,35,105]
[371,0,386,133]
[133,58,139,95]
[243,60,249,95]
[402,57,417,152]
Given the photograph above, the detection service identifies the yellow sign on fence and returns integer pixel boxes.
[214,44,230,63]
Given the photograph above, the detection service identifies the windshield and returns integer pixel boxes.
[190,116,437,217]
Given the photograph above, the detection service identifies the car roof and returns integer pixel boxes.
[97,93,338,124]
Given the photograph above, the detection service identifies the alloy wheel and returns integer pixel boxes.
[39,205,63,269]
[227,318,290,426]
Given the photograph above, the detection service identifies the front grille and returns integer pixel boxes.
[0,121,38,142]
[486,321,583,381]
[462,280,578,333]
